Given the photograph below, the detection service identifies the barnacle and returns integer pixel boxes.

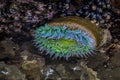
[34,16,104,59]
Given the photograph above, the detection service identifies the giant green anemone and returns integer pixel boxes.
[34,16,104,59]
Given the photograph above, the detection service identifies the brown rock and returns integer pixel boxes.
[0,38,19,59]
[0,62,26,80]
[20,50,45,79]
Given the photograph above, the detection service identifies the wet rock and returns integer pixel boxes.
[20,50,45,70]
[20,50,45,79]
[21,41,37,54]
[39,64,72,79]
[100,67,120,80]
[95,51,120,80]
[103,29,112,43]
[55,64,69,78]
[41,65,60,79]
[0,62,26,80]
[111,0,120,8]
[87,42,120,80]
[110,50,120,66]
[71,61,100,80]
[57,64,76,79]
[0,38,19,59]
[80,67,100,80]
[41,61,100,80]
[87,52,108,70]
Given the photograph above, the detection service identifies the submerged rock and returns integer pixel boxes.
[0,62,26,80]
[40,61,100,80]
[0,38,19,59]
[20,50,45,70]
[20,50,45,79]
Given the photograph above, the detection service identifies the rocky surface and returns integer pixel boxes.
[0,38,19,59]
[0,62,26,80]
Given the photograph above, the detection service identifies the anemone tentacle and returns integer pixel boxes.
[34,24,95,59]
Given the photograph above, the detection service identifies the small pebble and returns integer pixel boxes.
[91,5,97,11]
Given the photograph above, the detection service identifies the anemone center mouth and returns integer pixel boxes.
[56,38,77,46]
[51,38,78,53]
